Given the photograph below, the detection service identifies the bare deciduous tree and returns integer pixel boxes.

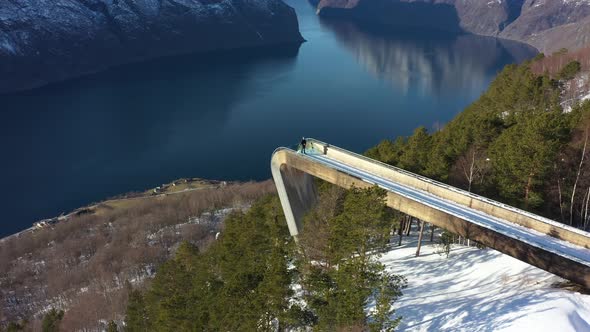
[531,46,590,77]
[454,145,489,192]
[415,220,425,257]
[570,127,589,225]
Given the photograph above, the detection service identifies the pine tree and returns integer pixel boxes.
[41,309,63,332]
[146,242,202,331]
[328,186,392,264]
[5,322,25,332]
[106,321,118,332]
[369,273,406,332]
[124,289,150,332]
[489,109,567,208]
[398,127,432,173]
[209,196,294,331]
[559,60,581,80]
[300,186,405,330]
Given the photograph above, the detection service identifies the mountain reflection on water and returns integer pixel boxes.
[320,19,536,97]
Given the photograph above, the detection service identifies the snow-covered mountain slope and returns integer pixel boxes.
[380,236,590,331]
[0,0,303,93]
[501,0,590,51]
[313,0,590,53]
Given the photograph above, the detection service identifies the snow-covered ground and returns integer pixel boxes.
[382,237,590,332]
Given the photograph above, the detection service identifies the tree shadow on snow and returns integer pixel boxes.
[383,238,565,331]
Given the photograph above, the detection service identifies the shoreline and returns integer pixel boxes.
[0,177,235,243]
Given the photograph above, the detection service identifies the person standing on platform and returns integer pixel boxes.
[300,137,307,154]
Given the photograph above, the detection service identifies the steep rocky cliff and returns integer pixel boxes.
[502,0,590,51]
[0,0,303,93]
[312,0,590,53]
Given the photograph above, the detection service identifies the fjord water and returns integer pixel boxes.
[0,0,536,237]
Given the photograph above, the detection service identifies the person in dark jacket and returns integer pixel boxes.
[300,137,307,154]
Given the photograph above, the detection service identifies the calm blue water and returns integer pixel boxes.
[0,0,536,237]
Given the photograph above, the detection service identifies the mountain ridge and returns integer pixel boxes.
[0,0,304,94]
[312,0,590,53]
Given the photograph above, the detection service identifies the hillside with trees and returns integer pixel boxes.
[530,46,590,110]
[367,54,590,230]
[0,181,275,331]
[124,186,406,331]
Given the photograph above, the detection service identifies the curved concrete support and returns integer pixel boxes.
[271,148,318,237]
[271,139,590,289]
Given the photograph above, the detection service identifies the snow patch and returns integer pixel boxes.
[379,237,590,331]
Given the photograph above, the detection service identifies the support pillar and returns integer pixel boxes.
[271,153,317,237]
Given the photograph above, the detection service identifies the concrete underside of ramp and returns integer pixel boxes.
[271,139,590,289]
